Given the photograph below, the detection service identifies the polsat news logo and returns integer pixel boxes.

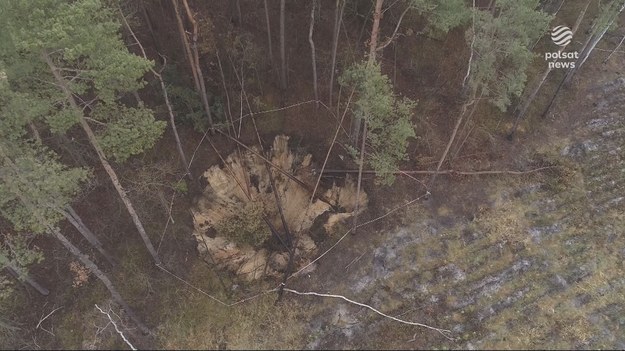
[545,25,579,69]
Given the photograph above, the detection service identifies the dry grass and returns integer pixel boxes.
[157,290,308,349]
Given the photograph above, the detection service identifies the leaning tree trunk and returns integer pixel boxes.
[172,0,199,92]
[352,0,384,235]
[329,0,346,107]
[263,0,275,74]
[508,0,591,138]
[309,0,318,107]
[119,9,192,179]
[0,149,149,335]
[279,0,287,91]
[139,0,160,52]
[540,1,622,119]
[5,265,49,296]
[429,86,479,187]
[575,2,625,72]
[62,206,117,266]
[51,229,149,335]
[350,0,384,145]
[42,51,163,266]
[181,0,214,129]
[564,1,625,85]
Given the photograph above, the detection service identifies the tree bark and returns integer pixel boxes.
[329,0,346,107]
[508,0,591,138]
[351,0,384,145]
[0,148,148,335]
[63,206,117,266]
[368,0,384,62]
[172,0,200,92]
[139,0,160,52]
[429,87,478,187]
[181,0,214,129]
[42,51,162,266]
[280,0,287,91]
[118,8,192,179]
[571,1,625,75]
[5,265,49,296]
[309,0,318,107]
[52,229,150,335]
[351,1,384,232]
[376,4,412,52]
[216,50,235,136]
[351,123,367,235]
[236,0,243,26]
[263,0,275,72]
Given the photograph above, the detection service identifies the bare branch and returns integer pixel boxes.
[84,117,107,126]
[310,90,355,204]
[156,192,176,254]
[462,0,476,88]
[376,4,411,52]
[36,305,63,330]
[94,304,136,351]
[282,288,453,339]
[119,6,192,178]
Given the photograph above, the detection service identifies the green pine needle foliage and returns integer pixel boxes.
[93,104,166,162]
[340,61,416,185]
[468,0,552,111]
[0,143,89,234]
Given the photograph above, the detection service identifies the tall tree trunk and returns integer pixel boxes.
[351,123,367,235]
[0,148,149,335]
[5,265,49,296]
[352,0,384,235]
[181,0,214,129]
[571,1,625,75]
[309,0,318,107]
[280,0,287,91]
[119,9,192,179]
[42,51,162,266]
[368,0,384,62]
[263,0,275,73]
[236,0,243,26]
[329,0,346,107]
[351,0,384,145]
[216,50,235,136]
[429,87,479,187]
[62,206,117,266]
[52,229,149,335]
[139,0,160,52]
[172,0,200,92]
[540,1,621,119]
[508,0,591,138]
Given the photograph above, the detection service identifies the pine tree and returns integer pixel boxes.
[340,61,416,186]
[430,0,551,185]
[0,141,149,334]
[467,0,552,111]
[0,0,166,264]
